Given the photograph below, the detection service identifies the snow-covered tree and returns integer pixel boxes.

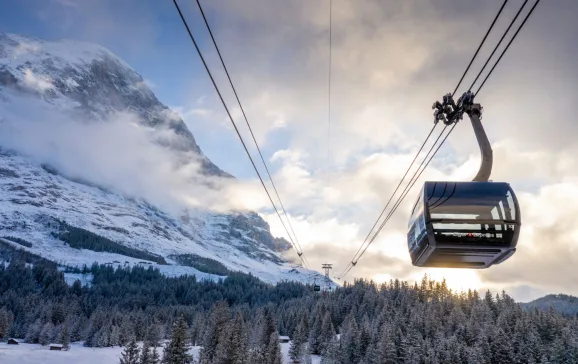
[162,315,193,364]
[120,337,140,364]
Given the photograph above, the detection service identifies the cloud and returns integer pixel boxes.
[22,69,54,93]
[0,91,261,216]
[135,79,156,90]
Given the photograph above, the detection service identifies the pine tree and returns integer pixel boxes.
[266,332,283,364]
[162,315,193,364]
[308,309,323,355]
[0,313,5,340]
[289,315,309,363]
[147,323,162,348]
[300,349,312,364]
[59,321,70,350]
[320,338,340,364]
[151,346,161,364]
[25,319,42,344]
[39,321,55,346]
[200,301,230,363]
[490,328,514,364]
[120,316,134,346]
[120,337,140,364]
[0,308,13,340]
[376,325,398,364]
[259,309,277,349]
[340,314,361,363]
[317,312,336,355]
[140,340,152,364]
[212,312,247,364]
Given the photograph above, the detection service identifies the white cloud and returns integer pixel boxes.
[13,42,41,58]
[0,92,262,216]
[22,69,54,93]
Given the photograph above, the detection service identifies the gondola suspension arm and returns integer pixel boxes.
[432,91,493,182]
[466,103,492,182]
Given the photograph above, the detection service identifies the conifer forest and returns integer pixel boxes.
[0,249,576,364]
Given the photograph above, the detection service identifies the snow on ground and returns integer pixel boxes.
[0,147,328,287]
[0,341,321,364]
[0,341,199,364]
[62,272,94,287]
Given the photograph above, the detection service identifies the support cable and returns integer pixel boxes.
[452,0,509,97]
[336,123,438,277]
[468,0,529,91]
[475,0,541,95]
[328,0,333,183]
[172,0,308,268]
[194,0,305,257]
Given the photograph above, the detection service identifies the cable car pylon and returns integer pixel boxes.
[321,263,333,291]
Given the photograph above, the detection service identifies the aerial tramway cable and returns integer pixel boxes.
[474,0,541,96]
[467,0,530,92]
[327,0,333,184]
[172,0,309,268]
[193,0,307,265]
[336,123,439,278]
[452,0,509,97]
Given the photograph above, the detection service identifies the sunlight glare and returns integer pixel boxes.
[414,268,482,293]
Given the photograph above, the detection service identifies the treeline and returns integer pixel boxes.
[522,294,578,317]
[1,236,33,248]
[52,220,167,264]
[168,254,230,276]
[0,258,577,363]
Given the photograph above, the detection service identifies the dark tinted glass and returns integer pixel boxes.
[424,182,517,221]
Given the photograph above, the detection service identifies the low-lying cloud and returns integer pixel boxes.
[0,91,265,216]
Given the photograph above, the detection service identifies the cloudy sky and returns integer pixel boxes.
[2,0,577,302]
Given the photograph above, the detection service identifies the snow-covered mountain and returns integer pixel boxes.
[0,32,325,285]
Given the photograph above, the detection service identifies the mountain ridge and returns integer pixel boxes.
[0,32,326,286]
[521,293,578,316]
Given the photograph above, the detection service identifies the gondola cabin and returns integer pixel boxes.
[407,181,520,268]
[313,284,321,292]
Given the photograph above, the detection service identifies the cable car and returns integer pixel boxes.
[313,278,321,291]
[407,92,521,269]
[407,181,520,268]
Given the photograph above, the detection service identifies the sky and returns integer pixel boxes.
[1,0,578,302]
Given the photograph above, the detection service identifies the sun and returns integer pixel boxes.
[414,268,483,293]
[370,269,482,293]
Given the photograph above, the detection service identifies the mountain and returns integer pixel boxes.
[521,294,578,316]
[0,32,326,286]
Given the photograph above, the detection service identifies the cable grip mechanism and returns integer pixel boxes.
[432,91,475,125]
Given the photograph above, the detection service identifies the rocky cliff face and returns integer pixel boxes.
[0,32,227,177]
[0,33,319,285]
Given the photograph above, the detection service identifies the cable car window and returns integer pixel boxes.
[427,183,515,221]
[498,200,506,219]
[491,206,499,219]
[408,195,424,228]
[506,190,516,220]
[433,223,482,230]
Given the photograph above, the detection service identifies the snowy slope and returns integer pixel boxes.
[0,32,325,286]
[0,341,322,364]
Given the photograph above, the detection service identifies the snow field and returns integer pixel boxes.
[0,341,321,364]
